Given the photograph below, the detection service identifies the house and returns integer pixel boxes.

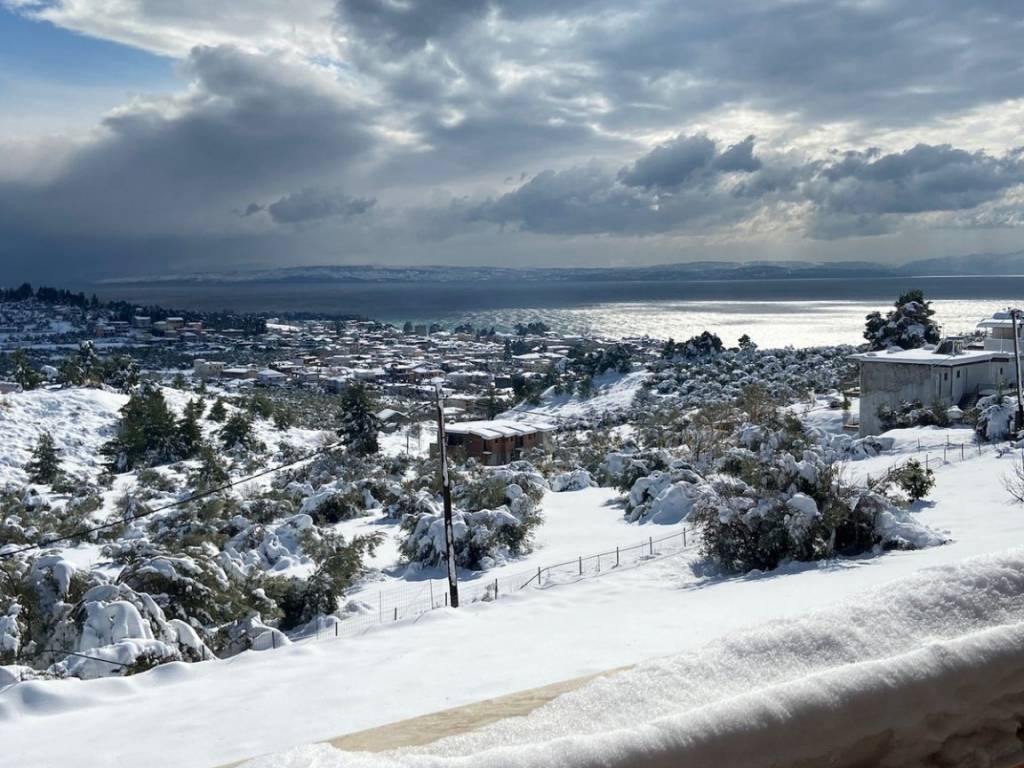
[257,368,288,387]
[376,408,411,430]
[851,311,1023,435]
[193,359,226,380]
[437,419,554,465]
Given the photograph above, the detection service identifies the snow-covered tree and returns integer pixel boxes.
[9,349,41,390]
[337,383,380,455]
[864,289,941,350]
[25,432,61,485]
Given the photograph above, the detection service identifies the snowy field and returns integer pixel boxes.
[6,416,1024,767]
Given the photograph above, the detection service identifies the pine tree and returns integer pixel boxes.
[220,412,256,451]
[864,289,941,350]
[337,383,380,455]
[9,349,42,390]
[102,384,179,471]
[178,399,205,459]
[208,398,227,422]
[77,341,99,384]
[57,355,84,387]
[189,444,229,490]
[26,431,61,484]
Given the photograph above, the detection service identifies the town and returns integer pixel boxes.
[3,284,1024,768]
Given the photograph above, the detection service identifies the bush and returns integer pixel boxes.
[885,459,935,502]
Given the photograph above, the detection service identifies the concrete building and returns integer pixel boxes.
[193,359,226,380]
[851,311,1023,435]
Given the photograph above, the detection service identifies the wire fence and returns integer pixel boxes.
[287,527,697,645]
[862,435,1014,481]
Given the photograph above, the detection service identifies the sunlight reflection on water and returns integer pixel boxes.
[446,299,1014,348]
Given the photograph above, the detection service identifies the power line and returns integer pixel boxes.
[0,441,344,560]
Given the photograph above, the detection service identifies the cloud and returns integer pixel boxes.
[469,140,1024,240]
[4,0,1024,278]
[265,187,376,224]
[801,144,1024,238]
[618,133,760,190]
[0,45,376,235]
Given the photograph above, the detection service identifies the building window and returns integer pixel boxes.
[956,370,960,378]
[944,372,948,381]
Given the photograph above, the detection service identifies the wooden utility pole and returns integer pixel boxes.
[434,382,459,607]
[1012,309,1024,431]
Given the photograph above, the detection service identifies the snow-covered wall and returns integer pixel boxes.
[245,550,1024,768]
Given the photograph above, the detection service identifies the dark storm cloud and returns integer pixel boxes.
[5,0,1024,279]
[336,0,488,55]
[471,139,1024,239]
[574,1,1024,129]
[0,45,375,260]
[618,134,760,190]
[264,187,376,224]
[802,144,1024,238]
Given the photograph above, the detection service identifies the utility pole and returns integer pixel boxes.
[1007,309,1024,434]
[434,382,459,607]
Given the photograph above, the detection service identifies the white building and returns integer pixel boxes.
[851,311,1023,436]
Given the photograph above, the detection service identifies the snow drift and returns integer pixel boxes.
[242,549,1024,768]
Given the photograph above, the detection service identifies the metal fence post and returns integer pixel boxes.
[649,536,653,556]
[683,528,687,547]
[616,546,620,567]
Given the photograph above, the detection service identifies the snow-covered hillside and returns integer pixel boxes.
[0,387,127,485]
[6,422,1024,768]
[505,370,649,420]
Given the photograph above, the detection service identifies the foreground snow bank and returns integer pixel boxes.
[245,550,1024,768]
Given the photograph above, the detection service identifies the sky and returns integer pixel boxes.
[1,0,1024,281]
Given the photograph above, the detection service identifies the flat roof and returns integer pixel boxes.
[445,419,555,440]
[849,348,1010,367]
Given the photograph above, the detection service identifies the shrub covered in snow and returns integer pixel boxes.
[398,464,545,570]
[689,430,945,573]
[549,469,596,492]
[976,394,1017,441]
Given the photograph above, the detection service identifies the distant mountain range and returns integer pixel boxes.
[100,250,1024,285]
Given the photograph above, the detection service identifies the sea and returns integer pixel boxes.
[86,275,1024,349]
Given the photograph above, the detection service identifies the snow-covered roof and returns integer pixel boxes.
[849,347,1007,367]
[445,419,555,440]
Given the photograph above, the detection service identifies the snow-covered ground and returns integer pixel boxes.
[0,387,126,485]
[505,370,649,420]
[6,422,1024,768]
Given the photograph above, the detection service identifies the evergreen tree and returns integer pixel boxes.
[864,289,941,350]
[272,407,294,431]
[178,400,205,459]
[57,355,84,387]
[220,412,257,451]
[189,444,230,490]
[77,341,99,383]
[738,334,757,351]
[26,431,61,484]
[337,383,380,455]
[102,385,179,471]
[9,349,42,390]
[208,398,227,422]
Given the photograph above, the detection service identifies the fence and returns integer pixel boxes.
[863,435,1012,483]
[289,527,696,644]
